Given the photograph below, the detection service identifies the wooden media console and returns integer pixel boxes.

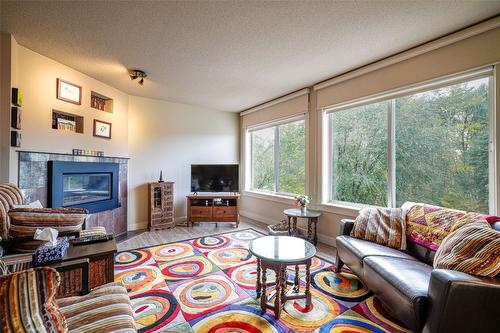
[186,194,240,227]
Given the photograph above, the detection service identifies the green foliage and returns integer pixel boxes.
[251,120,305,195]
[331,102,388,206]
[332,77,490,213]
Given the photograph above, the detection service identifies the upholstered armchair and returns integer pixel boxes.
[0,183,87,252]
[0,266,136,332]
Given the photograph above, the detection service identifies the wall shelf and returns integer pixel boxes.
[91,91,113,113]
[52,109,84,133]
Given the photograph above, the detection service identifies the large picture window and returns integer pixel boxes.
[327,73,492,213]
[250,119,305,195]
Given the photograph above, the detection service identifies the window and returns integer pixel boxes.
[327,74,492,213]
[250,119,305,195]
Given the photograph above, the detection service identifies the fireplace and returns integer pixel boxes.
[49,161,120,213]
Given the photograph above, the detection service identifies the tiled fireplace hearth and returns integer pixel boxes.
[18,151,128,235]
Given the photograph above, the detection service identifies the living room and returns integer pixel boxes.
[0,1,499,333]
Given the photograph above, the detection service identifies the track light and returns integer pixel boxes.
[128,69,147,86]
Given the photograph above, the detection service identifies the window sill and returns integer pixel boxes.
[242,190,295,205]
[318,202,361,217]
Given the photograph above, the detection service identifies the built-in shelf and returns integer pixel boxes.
[91,91,113,113]
[52,109,84,133]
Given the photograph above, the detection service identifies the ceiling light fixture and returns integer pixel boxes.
[128,69,147,86]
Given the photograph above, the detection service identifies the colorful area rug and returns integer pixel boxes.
[114,228,411,333]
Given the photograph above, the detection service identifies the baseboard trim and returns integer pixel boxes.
[128,215,188,231]
[240,210,336,247]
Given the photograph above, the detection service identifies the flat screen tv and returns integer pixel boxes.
[191,164,239,193]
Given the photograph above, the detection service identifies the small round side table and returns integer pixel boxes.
[249,236,316,319]
[283,208,321,245]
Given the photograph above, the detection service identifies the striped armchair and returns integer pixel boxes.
[0,183,88,252]
[0,267,137,332]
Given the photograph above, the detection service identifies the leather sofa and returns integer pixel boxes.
[335,218,500,333]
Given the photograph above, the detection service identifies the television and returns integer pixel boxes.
[191,164,239,193]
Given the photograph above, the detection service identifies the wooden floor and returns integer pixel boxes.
[117,220,337,260]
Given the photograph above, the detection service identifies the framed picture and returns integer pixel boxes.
[57,78,82,105]
[93,119,112,139]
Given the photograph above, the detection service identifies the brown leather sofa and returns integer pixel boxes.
[335,219,500,333]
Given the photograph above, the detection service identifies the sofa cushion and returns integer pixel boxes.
[434,223,500,277]
[0,267,67,333]
[8,207,88,238]
[57,282,136,333]
[362,256,432,332]
[351,207,406,250]
[336,235,418,279]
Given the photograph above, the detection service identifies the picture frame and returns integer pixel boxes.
[56,78,82,105]
[93,119,112,139]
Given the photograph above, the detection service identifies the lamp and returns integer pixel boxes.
[128,69,147,85]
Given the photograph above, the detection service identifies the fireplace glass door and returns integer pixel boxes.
[63,173,112,206]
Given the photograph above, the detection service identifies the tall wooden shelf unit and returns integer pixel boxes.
[148,182,174,231]
[186,194,240,227]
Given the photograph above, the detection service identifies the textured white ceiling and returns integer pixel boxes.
[1,1,500,112]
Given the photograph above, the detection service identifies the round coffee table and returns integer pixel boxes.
[249,236,316,319]
[283,208,321,245]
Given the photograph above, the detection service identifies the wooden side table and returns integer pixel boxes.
[283,208,321,245]
[249,236,316,319]
[56,239,117,297]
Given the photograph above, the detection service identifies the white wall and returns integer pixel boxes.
[7,43,130,184]
[128,96,239,230]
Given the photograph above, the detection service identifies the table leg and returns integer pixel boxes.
[292,217,298,236]
[281,265,287,300]
[261,266,267,313]
[307,218,312,242]
[256,259,261,299]
[294,264,300,292]
[274,265,282,319]
[313,217,318,245]
[305,259,312,309]
[287,215,291,235]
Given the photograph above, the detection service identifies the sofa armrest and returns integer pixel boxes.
[339,219,355,236]
[424,269,500,333]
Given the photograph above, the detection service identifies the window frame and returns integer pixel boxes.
[321,67,495,213]
[247,115,306,197]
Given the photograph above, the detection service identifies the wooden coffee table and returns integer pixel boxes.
[249,236,316,319]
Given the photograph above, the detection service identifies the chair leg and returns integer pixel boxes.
[334,254,344,273]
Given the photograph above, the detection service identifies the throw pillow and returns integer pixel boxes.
[434,223,500,277]
[11,199,43,209]
[351,207,406,250]
[0,267,68,332]
[404,202,467,251]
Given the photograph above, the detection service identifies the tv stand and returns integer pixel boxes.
[186,194,240,227]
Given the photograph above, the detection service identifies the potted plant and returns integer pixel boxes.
[294,194,310,213]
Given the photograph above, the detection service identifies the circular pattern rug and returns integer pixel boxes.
[229,230,260,242]
[318,310,387,333]
[172,273,242,320]
[192,235,231,250]
[191,304,285,333]
[279,289,345,331]
[160,255,215,281]
[115,249,153,269]
[207,247,253,269]
[312,268,371,302]
[226,261,276,290]
[150,242,195,262]
[352,296,411,333]
[115,265,166,295]
[130,289,181,333]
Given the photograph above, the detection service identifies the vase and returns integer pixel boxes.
[301,206,307,214]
